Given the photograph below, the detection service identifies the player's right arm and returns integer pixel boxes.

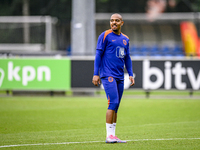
[92,49,103,86]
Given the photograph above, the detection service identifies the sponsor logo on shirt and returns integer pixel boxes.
[116,46,125,58]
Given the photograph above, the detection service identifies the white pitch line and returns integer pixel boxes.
[126,137,200,142]
[0,141,102,148]
[0,138,200,148]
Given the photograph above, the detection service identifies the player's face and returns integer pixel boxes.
[110,14,124,33]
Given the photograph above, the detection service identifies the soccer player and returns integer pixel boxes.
[92,13,135,143]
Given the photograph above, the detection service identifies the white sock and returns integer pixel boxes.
[106,123,113,137]
[112,123,116,136]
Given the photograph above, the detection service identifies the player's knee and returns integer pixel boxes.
[108,102,119,111]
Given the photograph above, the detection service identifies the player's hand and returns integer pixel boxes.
[92,75,100,86]
[129,76,135,86]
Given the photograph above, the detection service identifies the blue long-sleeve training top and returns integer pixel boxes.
[94,29,133,79]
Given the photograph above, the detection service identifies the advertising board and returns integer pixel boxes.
[71,59,200,90]
[1,58,199,91]
[0,58,71,90]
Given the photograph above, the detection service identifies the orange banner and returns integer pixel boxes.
[180,22,199,57]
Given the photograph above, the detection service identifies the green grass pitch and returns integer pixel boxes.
[0,91,200,149]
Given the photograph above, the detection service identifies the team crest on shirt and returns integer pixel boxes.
[116,46,125,58]
[123,39,127,45]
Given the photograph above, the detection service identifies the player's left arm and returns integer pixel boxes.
[125,43,135,86]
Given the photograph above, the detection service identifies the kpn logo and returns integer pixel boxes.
[0,61,51,87]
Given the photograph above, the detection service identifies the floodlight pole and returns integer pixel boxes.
[45,17,52,52]
[71,0,95,55]
[22,0,30,44]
